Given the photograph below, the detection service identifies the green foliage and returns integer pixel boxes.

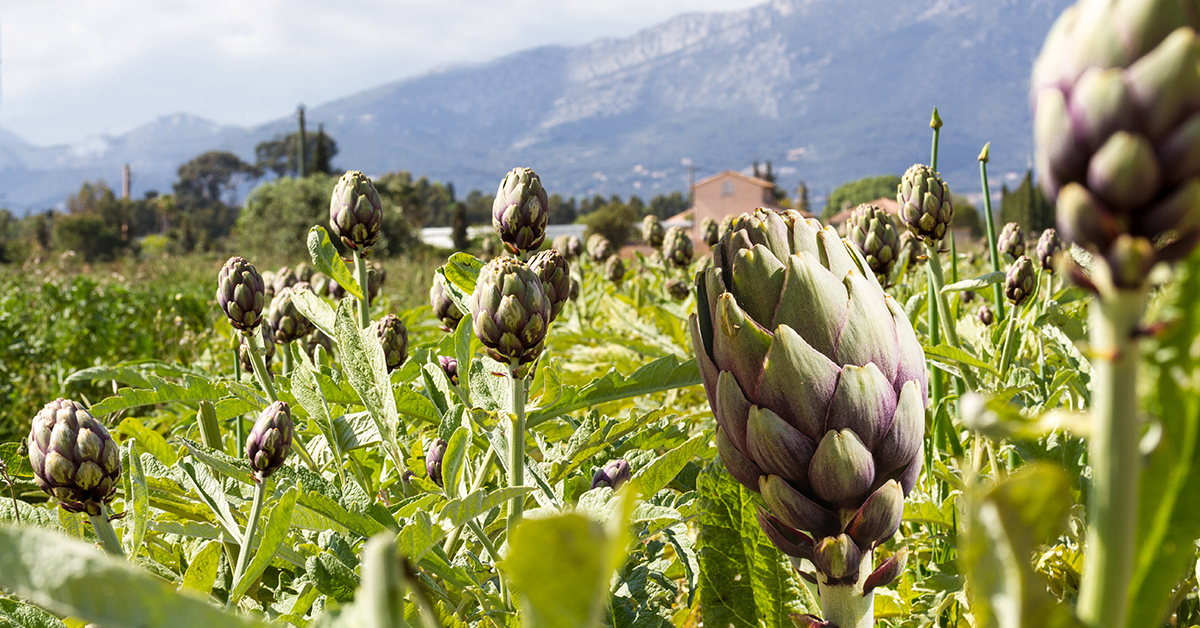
[823,174,902,219]
[951,194,984,238]
[581,200,638,247]
[255,129,340,179]
[999,169,1055,233]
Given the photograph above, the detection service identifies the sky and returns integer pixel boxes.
[1,0,766,147]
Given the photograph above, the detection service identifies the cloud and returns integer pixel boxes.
[1,0,763,145]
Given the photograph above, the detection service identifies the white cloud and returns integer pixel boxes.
[1,0,765,145]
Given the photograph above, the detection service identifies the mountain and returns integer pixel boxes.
[0,0,1072,213]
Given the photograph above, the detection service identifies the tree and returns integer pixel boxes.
[452,203,470,251]
[824,175,902,220]
[236,174,340,259]
[581,198,638,247]
[255,131,339,179]
[950,194,984,239]
[313,124,333,175]
[648,191,688,219]
[796,181,811,214]
[1000,169,1055,233]
[174,151,258,248]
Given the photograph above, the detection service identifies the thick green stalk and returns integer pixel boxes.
[281,343,294,377]
[924,242,979,390]
[1077,289,1147,628]
[196,401,221,451]
[354,250,371,329]
[228,480,268,609]
[244,330,278,403]
[89,505,124,557]
[928,275,944,416]
[819,553,874,628]
[978,151,1006,321]
[507,364,527,537]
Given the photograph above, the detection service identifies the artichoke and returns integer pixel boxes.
[438,356,460,386]
[427,438,447,487]
[430,273,464,332]
[554,234,583,260]
[662,225,695,268]
[898,164,954,244]
[302,329,334,361]
[898,230,923,267]
[719,214,736,241]
[691,209,925,601]
[1005,255,1037,306]
[701,217,720,247]
[28,399,121,516]
[997,222,1026,259]
[375,314,409,372]
[846,204,901,283]
[469,256,549,377]
[587,234,614,262]
[1037,228,1064,272]
[217,256,267,332]
[267,286,317,345]
[262,270,277,299]
[979,305,995,326]
[368,262,386,301]
[1033,1,1200,288]
[666,278,690,301]
[329,171,384,251]
[310,272,330,297]
[605,255,625,284]
[294,262,314,283]
[493,167,549,255]
[642,215,665,248]
[247,401,293,482]
[273,266,298,296]
[961,290,976,305]
[239,325,276,374]
[569,278,580,301]
[591,459,631,491]
[529,248,571,321]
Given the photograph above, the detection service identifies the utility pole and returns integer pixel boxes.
[297,105,307,178]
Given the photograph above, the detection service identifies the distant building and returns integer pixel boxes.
[688,171,790,230]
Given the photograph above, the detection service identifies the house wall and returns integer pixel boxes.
[692,174,774,229]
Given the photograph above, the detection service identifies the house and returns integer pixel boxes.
[688,171,801,230]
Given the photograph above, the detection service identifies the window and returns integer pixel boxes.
[722,181,735,196]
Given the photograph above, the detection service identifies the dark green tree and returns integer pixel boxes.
[548,194,577,224]
[581,198,638,247]
[648,191,688,219]
[255,131,339,179]
[824,174,903,220]
[451,203,470,251]
[1000,169,1055,233]
[174,151,258,248]
[950,194,984,239]
[313,124,333,175]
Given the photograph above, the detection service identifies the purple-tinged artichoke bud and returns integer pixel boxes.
[239,325,276,374]
[246,401,292,482]
[294,262,314,283]
[367,262,386,301]
[1033,3,1200,289]
[262,270,277,299]
[438,356,459,386]
[469,256,549,378]
[1005,256,1037,306]
[28,399,121,516]
[979,305,995,326]
[493,167,549,255]
[662,225,694,268]
[310,272,330,297]
[961,290,976,304]
[273,266,298,296]
[529,248,571,322]
[605,255,625,284]
[217,256,267,332]
[666,278,690,301]
[846,203,900,284]
[587,234,614,263]
[569,277,580,301]
[329,171,384,252]
[1036,228,1063,272]
[302,329,334,361]
[701,217,720,247]
[997,222,1026,260]
[375,314,409,372]
[898,164,954,244]
[641,215,665,248]
[792,616,837,628]
[591,459,631,490]
[692,208,926,588]
[553,235,583,260]
[426,438,447,487]
[430,274,465,332]
[267,285,316,345]
[329,277,347,300]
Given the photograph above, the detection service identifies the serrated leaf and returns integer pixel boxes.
[175,456,240,540]
[180,540,221,596]
[307,226,363,300]
[64,364,154,389]
[90,374,236,417]
[297,489,386,539]
[942,272,1005,292]
[631,432,708,498]
[0,596,69,628]
[114,417,177,466]
[231,483,300,600]
[924,343,1000,378]
[439,486,533,528]
[334,298,404,460]
[122,441,148,558]
[527,355,700,427]
[395,509,441,562]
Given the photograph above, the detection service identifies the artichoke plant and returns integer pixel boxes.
[1037,228,1063,272]
[569,278,580,301]
[375,314,409,372]
[240,325,276,374]
[846,204,900,284]
[329,171,384,252]
[554,234,583,260]
[641,215,665,248]
[273,266,298,296]
[430,273,465,332]
[217,256,267,332]
[719,214,735,241]
[701,217,720,247]
[662,225,694,268]
[427,438,447,487]
[267,286,317,345]
[28,399,121,516]
[605,255,625,284]
[468,256,549,378]
[1005,255,1036,307]
[666,278,690,301]
[529,248,571,321]
[587,234,614,262]
[438,356,459,386]
[898,164,954,244]
[591,459,631,490]
[898,231,923,267]
[997,222,1026,259]
[691,209,925,627]
[979,305,995,326]
[493,167,549,255]
[247,401,293,482]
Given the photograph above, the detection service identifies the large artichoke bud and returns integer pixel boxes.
[493,167,549,255]
[217,256,267,332]
[239,325,276,374]
[554,234,583,260]
[587,234,614,262]
[666,278,691,301]
[1005,255,1037,306]
[529,248,571,321]
[329,171,383,252]
[273,266,298,296]
[846,204,900,283]
[591,459,631,491]
[427,438,447,487]
[28,399,121,516]
[1033,1,1200,289]
[719,214,736,241]
[375,314,409,372]
[294,262,314,283]
[430,274,464,332]
[898,164,954,244]
[1037,228,1064,272]
[662,225,695,268]
[469,256,549,377]
[247,401,293,482]
[641,215,666,247]
[267,286,316,345]
[605,255,626,284]
[701,217,721,247]
[691,209,926,610]
[997,222,1026,259]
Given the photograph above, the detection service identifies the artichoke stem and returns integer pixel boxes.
[977,157,1006,321]
[507,364,527,536]
[923,242,979,390]
[244,330,278,403]
[930,125,940,173]
[232,346,241,382]
[1077,288,1147,628]
[228,479,268,609]
[196,401,222,451]
[88,505,125,557]
[928,275,944,414]
[354,250,371,329]
[281,342,293,377]
[818,552,874,628]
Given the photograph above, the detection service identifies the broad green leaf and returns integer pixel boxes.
[662,522,700,606]
[231,483,300,600]
[58,509,85,540]
[90,374,235,417]
[0,442,33,478]
[175,456,239,540]
[291,288,337,338]
[395,510,441,562]
[453,312,474,403]
[942,272,1005,292]
[485,425,560,510]
[395,385,441,426]
[924,344,1000,378]
[0,597,69,628]
[0,526,261,627]
[114,417,177,465]
[297,489,386,539]
[180,439,253,485]
[307,226,363,300]
[64,364,154,389]
[180,539,222,596]
[631,432,708,498]
[441,426,470,499]
[527,354,701,427]
[334,299,404,456]
[439,486,533,528]
[440,253,483,305]
[121,441,149,558]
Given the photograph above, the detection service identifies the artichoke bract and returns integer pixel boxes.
[898,164,954,244]
[1037,228,1064,272]
[375,314,409,372]
[430,273,465,332]
[846,204,900,284]
[1033,0,1200,289]
[28,399,121,516]
[217,256,267,332]
[493,167,549,255]
[529,248,571,322]
[605,255,626,284]
[642,215,665,248]
[247,401,293,482]
[1005,255,1037,306]
[662,225,695,268]
[587,234,614,262]
[469,256,549,378]
[997,222,1026,259]
[701,217,720,247]
[591,459,631,490]
[273,266,298,296]
[329,171,384,252]
[427,438,447,487]
[267,285,317,345]
[691,209,926,613]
